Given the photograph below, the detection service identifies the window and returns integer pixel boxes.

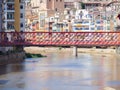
[20,23,23,27]
[7,22,14,30]
[7,4,14,10]
[97,26,103,30]
[91,27,94,30]
[7,13,14,19]
[64,4,67,8]
[20,5,23,9]
[65,29,68,32]
[96,20,101,24]
[107,26,110,30]
[83,27,89,30]
[55,8,57,12]
[40,13,45,27]
[20,13,23,18]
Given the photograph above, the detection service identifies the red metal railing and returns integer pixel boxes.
[0,32,120,46]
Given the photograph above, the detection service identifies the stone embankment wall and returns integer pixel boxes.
[0,52,25,65]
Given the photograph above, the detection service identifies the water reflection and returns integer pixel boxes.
[0,52,120,90]
[0,64,25,75]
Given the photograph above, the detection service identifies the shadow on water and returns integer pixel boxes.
[0,63,25,76]
[0,65,8,75]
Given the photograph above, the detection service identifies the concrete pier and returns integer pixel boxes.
[116,46,120,54]
[73,46,78,57]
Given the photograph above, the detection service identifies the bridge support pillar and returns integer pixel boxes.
[73,46,78,57]
[116,46,120,54]
[15,46,24,52]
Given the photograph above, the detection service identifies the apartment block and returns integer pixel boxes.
[20,0,25,31]
[0,0,3,52]
[0,1,3,31]
[2,0,25,32]
[0,0,25,53]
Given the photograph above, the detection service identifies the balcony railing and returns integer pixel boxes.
[6,0,14,3]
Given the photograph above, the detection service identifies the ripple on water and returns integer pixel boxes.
[0,80,9,85]
[107,81,120,86]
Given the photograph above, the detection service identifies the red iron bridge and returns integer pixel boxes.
[0,32,120,46]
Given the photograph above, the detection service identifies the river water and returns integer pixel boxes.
[0,52,120,90]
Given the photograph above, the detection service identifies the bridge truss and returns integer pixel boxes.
[0,32,120,46]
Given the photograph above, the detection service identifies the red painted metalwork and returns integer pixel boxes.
[0,32,120,46]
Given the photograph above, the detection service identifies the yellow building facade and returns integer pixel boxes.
[14,0,20,32]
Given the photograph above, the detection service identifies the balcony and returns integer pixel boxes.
[7,4,14,10]
[19,0,25,3]
[3,3,14,11]
[6,0,14,3]
[4,19,15,22]
[7,22,14,30]
[6,13,15,21]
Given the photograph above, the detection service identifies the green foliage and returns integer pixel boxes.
[80,2,85,9]
[25,53,46,58]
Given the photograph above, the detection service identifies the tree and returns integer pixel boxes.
[80,2,85,9]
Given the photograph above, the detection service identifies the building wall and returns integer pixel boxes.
[64,0,114,9]
[0,1,3,52]
[47,0,53,10]
[53,0,64,13]
[31,0,41,14]
[1,0,25,32]
[39,0,65,31]
[31,0,40,7]
[20,2,25,31]
[0,1,2,31]
[0,0,25,52]
[45,0,65,16]
[74,0,113,2]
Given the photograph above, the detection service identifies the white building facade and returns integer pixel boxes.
[2,0,25,32]
[0,0,26,53]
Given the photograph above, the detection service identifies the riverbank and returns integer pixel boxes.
[0,52,25,65]
[24,47,117,55]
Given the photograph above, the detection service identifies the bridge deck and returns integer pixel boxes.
[0,32,120,46]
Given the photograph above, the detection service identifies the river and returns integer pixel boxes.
[0,52,120,90]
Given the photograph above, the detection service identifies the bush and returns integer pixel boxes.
[25,53,46,58]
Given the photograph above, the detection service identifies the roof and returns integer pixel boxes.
[26,14,38,20]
